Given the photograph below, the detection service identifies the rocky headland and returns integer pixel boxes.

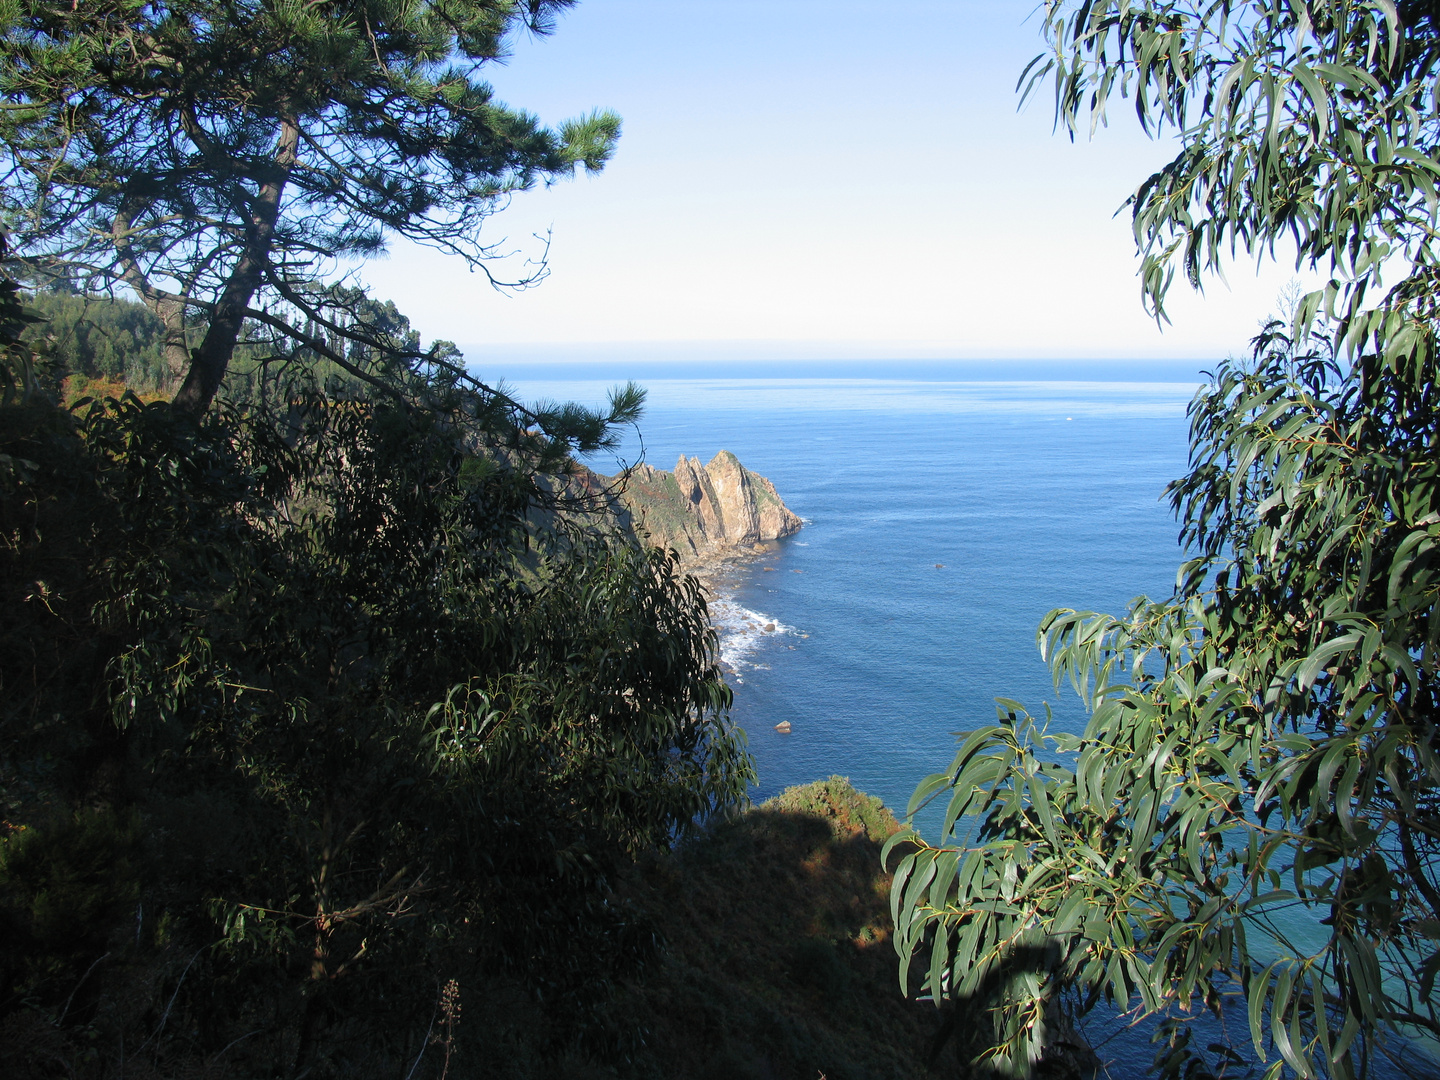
[613,450,803,568]
[559,451,802,674]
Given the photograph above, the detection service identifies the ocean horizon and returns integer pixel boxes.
[475,355,1218,387]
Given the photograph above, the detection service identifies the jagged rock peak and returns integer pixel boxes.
[616,450,802,563]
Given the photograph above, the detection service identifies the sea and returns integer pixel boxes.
[497,367,1430,1078]
[509,371,1195,813]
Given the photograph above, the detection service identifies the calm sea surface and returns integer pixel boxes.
[518,376,1194,812]
[504,373,1433,1078]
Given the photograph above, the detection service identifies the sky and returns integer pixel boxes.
[357,1,1316,371]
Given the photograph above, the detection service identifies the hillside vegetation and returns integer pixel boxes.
[0,303,753,1076]
[1,289,1031,1078]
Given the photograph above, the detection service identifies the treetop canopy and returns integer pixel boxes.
[0,0,621,413]
[1029,0,1440,355]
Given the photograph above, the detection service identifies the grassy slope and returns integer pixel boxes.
[622,469,696,550]
[593,778,940,1080]
[576,778,1097,1080]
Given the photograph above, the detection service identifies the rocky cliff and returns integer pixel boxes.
[616,450,802,562]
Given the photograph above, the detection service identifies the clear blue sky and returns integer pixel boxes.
[357,1,1313,368]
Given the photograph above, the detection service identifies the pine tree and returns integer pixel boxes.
[0,0,619,413]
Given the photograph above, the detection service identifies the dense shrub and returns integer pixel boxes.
[0,389,751,1076]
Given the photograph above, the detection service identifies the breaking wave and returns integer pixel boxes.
[708,592,795,683]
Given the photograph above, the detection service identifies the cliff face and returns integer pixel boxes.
[618,450,802,562]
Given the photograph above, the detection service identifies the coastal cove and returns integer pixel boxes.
[505,373,1199,813]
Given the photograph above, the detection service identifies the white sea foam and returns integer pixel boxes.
[708,592,796,683]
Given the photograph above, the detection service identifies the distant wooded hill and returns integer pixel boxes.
[24,290,172,393]
[20,288,416,404]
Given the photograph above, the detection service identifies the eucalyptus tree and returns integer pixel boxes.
[0,0,619,415]
[888,3,1440,1078]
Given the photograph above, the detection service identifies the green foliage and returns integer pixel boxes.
[0,380,751,1074]
[0,809,142,999]
[0,18,706,1051]
[890,324,1440,1078]
[1027,0,1438,345]
[0,0,621,412]
[23,289,169,389]
[891,3,1440,1078]
[0,244,45,408]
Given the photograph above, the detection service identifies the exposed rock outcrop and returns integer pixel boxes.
[616,450,802,563]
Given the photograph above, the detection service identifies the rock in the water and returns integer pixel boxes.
[774,721,792,733]
[609,450,802,564]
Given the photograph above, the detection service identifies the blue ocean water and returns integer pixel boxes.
[503,373,1434,1079]
[518,376,1195,813]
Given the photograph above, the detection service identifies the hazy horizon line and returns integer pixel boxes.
[461,355,1221,384]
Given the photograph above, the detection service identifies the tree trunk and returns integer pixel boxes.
[112,204,192,392]
[154,293,192,393]
[171,115,299,416]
